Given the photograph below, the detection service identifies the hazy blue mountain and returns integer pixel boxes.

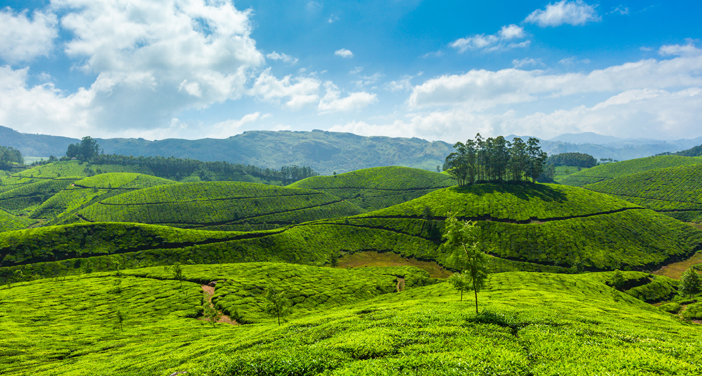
[2,126,702,173]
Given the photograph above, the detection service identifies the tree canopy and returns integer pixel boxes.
[0,145,23,167]
[443,134,547,186]
[547,152,597,168]
[66,136,101,161]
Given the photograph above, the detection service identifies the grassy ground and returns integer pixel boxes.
[654,252,702,279]
[2,264,702,375]
[336,251,451,278]
[289,166,454,211]
[560,155,702,187]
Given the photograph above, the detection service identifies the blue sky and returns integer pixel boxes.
[1,0,701,142]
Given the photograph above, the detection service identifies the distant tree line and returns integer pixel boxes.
[0,145,23,168]
[547,152,597,168]
[65,136,317,184]
[443,134,548,186]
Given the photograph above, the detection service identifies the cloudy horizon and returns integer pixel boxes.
[0,0,701,142]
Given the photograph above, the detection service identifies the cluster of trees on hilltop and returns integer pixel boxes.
[64,136,317,184]
[444,135,547,186]
[547,152,597,168]
[0,146,23,168]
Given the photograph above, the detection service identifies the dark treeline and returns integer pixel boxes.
[443,134,547,186]
[0,145,23,168]
[88,154,318,184]
[547,152,597,168]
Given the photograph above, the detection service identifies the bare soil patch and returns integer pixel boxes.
[200,284,237,325]
[337,251,451,278]
[654,251,702,279]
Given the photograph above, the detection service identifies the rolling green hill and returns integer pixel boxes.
[0,178,78,215]
[288,166,455,211]
[71,181,364,231]
[2,183,699,282]
[0,209,34,232]
[30,173,176,225]
[583,164,702,222]
[559,155,702,187]
[1,264,701,375]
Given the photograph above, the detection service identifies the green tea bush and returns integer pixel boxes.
[659,302,682,314]
[682,302,702,319]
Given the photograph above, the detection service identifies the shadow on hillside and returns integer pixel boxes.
[453,182,568,203]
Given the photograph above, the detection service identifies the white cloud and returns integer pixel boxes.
[354,73,384,88]
[525,0,600,27]
[249,68,321,110]
[50,0,264,132]
[267,51,299,64]
[659,40,702,57]
[318,82,377,112]
[512,58,543,68]
[331,88,702,141]
[208,112,269,138]
[609,6,629,15]
[0,9,58,63]
[334,48,354,58]
[0,66,95,138]
[451,24,528,53]
[422,50,444,58]
[350,66,364,74]
[409,47,702,110]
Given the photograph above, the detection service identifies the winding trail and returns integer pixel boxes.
[200,284,237,325]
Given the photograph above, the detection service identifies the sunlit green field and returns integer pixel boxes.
[1,264,701,375]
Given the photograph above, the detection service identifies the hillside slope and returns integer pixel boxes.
[2,183,699,280]
[559,155,702,186]
[1,265,701,375]
[72,181,364,231]
[289,166,454,211]
[0,178,77,215]
[584,164,702,222]
[31,173,176,225]
[0,209,34,232]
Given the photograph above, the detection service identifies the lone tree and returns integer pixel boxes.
[680,267,701,298]
[263,287,292,326]
[172,262,185,291]
[203,302,222,327]
[66,136,101,161]
[448,272,471,301]
[114,310,125,331]
[441,212,489,314]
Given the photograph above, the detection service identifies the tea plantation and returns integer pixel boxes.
[71,181,365,231]
[289,166,455,211]
[584,164,702,222]
[559,155,702,187]
[31,173,176,225]
[2,263,702,375]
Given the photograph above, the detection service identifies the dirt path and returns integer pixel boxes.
[396,277,405,292]
[200,284,237,325]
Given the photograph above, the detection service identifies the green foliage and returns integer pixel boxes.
[289,166,454,211]
[0,209,34,232]
[264,287,292,325]
[73,181,363,230]
[0,178,77,213]
[447,272,470,301]
[0,145,23,167]
[680,268,701,298]
[609,270,626,290]
[3,267,702,375]
[444,135,547,185]
[560,155,702,187]
[29,173,176,223]
[659,301,681,314]
[203,302,222,327]
[584,164,702,222]
[547,152,597,168]
[682,302,702,320]
[66,136,101,161]
[441,212,488,313]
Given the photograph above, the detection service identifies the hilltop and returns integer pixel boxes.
[559,155,702,186]
[70,181,364,231]
[1,263,701,375]
[289,166,455,211]
[3,182,699,281]
[584,164,702,222]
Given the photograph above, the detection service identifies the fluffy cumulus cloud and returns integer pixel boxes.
[334,48,354,58]
[249,68,321,110]
[525,0,600,27]
[318,82,377,112]
[0,0,267,137]
[451,25,529,53]
[0,9,58,63]
[208,112,271,138]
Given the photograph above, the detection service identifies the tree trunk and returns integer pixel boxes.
[474,289,478,314]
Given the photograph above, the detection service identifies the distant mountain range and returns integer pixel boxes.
[2,126,701,174]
